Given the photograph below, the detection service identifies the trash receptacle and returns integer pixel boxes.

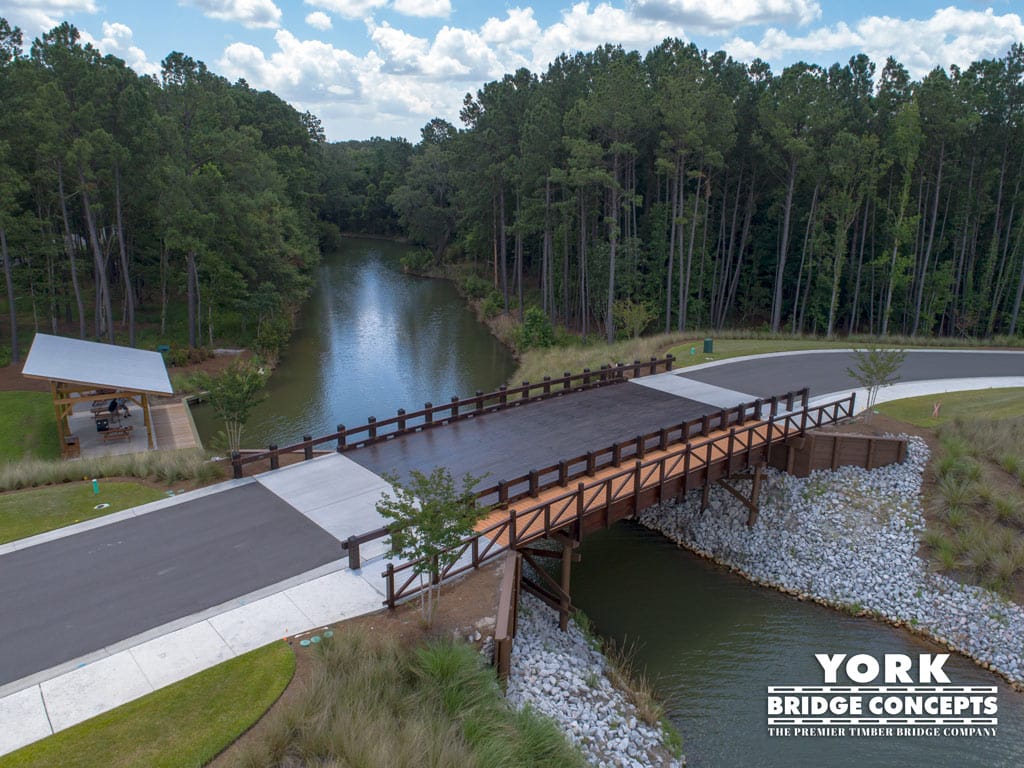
[95,418,109,432]
[703,338,714,354]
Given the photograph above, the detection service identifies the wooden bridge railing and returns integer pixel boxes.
[229,355,675,478]
[345,386,812,562]
[380,392,856,608]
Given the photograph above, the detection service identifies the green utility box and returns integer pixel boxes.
[703,338,714,354]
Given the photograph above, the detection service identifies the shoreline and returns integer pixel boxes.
[636,436,1024,694]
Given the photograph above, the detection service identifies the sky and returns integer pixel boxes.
[2,0,1023,142]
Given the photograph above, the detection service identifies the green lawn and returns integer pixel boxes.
[0,391,60,462]
[876,388,1024,428]
[0,481,167,544]
[1,642,295,768]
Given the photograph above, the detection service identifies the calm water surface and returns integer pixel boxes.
[572,522,1024,768]
[192,238,516,447]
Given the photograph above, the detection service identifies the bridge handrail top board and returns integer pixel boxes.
[378,392,857,607]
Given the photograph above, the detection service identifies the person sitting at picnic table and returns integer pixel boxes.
[120,401,130,418]
[108,398,118,414]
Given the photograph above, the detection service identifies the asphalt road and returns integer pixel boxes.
[682,350,1023,399]
[0,483,341,687]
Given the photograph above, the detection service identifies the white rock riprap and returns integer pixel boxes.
[506,593,684,768]
[638,435,1024,688]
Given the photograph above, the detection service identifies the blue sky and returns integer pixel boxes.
[2,1,1022,141]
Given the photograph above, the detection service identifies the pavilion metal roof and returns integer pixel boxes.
[22,333,174,395]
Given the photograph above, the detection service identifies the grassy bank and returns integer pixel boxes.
[0,481,167,544]
[2,642,295,768]
[878,390,1024,598]
[230,627,584,768]
[0,392,60,462]
[0,449,223,493]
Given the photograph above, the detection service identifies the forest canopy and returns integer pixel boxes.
[0,17,324,362]
[2,15,1023,361]
[323,41,1024,343]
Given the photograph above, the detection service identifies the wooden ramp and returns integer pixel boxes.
[151,401,201,450]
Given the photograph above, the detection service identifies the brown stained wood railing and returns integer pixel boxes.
[342,386,812,564]
[379,392,855,608]
[230,355,676,478]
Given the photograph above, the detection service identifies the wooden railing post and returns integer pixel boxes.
[586,451,596,476]
[633,459,643,513]
[384,563,395,609]
[563,372,571,392]
[269,444,279,470]
[649,356,658,375]
[659,428,668,451]
[636,434,645,460]
[397,408,407,431]
[727,429,736,471]
[336,424,346,452]
[737,404,747,426]
[497,481,508,506]
[543,376,551,395]
[451,395,460,419]
[347,536,361,570]
[770,396,778,417]
[754,399,763,420]
[612,442,622,467]
[303,435,313,461]
[558,460,568,485]
[701,414,710,437]
[529,470,539,498]
[582,368,591,387]
[599,364,608,383]
[499,386,508,406]
[666,353,675,371]
[801,387,810,409]
[367,417,377,441]
[231,450,243,479]
[786,391,795,411]
[476,391,484,413]
[719,408,729,430]
[424,403,434,426]
[633,359,642,378]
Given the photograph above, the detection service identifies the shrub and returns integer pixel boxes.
[480,290,504,319]
[459,274,491,300]
[400,248,436,274]
[516,306,555,352]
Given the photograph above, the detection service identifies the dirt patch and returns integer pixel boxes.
[208,561,504,767]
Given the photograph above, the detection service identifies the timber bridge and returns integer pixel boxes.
[228,355,902,656]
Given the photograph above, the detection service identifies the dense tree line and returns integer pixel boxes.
[345,41,1024,342]
[0,18,323,361]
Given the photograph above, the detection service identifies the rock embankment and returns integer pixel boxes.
[638,436,1024,688]
[506,593,684,768]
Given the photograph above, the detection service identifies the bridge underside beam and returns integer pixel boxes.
[714,463,765,527]
[520,531,578,632]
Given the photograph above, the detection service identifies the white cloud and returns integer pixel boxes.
[392,0,451,19]
[532,2,683,69]
[219,29,362,99]
[79,20,160,75]
[186,0,282,29]
[303,0,388,21]
[723,7,1024,76]
[480,7,541,47]
[369,21,430,73]
[305,10,333,29]
[2,0,98,32]
[632,0,821,31]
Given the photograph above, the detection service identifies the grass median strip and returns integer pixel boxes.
[0,392,60,462]
[0,481,167,544]
[1,642,295,768]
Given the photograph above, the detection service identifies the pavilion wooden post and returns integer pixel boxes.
[142,393,154,449]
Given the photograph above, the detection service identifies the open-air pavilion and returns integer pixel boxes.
[22,333,176,459]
